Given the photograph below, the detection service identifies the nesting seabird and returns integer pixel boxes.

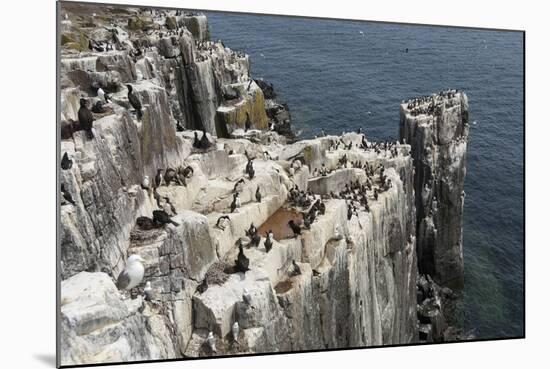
[199,129,211,149]
[136,216,156,230]
[255,187,262,203]
[97,87,110,103]
[153,210,179,227]
[289,259,302,277]
[215,215,230,230]
[207,331,216,353]
[288,220,301,238]
[127,84,143,120]
[264,230,273,253]
[193,131,201,149]
[61,152,72,170]
[78,98,94,139]
[234,240,250,273]
[230,193,240,213]
[61,183,75,205]
[117,254,145,290]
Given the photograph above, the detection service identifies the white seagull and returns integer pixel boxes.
[117,254,145,290]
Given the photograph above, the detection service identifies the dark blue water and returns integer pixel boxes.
[206,12,524,340]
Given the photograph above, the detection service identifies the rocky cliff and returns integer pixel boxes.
[399,92,469,288]
[58,4,466,366]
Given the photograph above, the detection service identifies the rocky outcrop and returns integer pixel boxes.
[59,4,468,366]
[399,91,469,288]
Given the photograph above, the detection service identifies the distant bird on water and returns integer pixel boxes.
[127,84,143,120]
[78,98,94,139]
[117,254,145,290]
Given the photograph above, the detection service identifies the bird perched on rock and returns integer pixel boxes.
[78,98,94,139]
[153,210,179,227]
[144,281,154,301]
[246,223,257,237]
[235,240,250,273]
[207,331,216,353]
[246,162,255,179]
[199,129,211,149]
[230,193,240,213]
[61,183,75,205]
[288,220,301,238]
[249,232,261,248]
[255,187,262,203]
[176,120,185,132]
[264,230,273,253]
[154,169,164,188]
[197,278,208,293]
[232,322,240,342]
[141,175,150,190]
[127,84,143,120]
[92,100,107,114]
[97,87,110,103]
[215,215,230,230]
[136,216,156,230]
[164,168,177,186]
[193,131,201,149]
[289,259,301,277]
[242,288,252,305]
[117,254,145,290]
[61,152,72,170]
[163,197,177,216]
[233,178,245,193]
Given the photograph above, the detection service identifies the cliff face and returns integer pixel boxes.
[59,5,465,367]
[399,92,469,288]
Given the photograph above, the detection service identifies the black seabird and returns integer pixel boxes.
[250,232,261,248]
[152,210,179,227]
[127,84,143,120]
[163,197,177,215]
[255,187,261,203]
[247,223,257,237]
[61,184,75,205]
[176,120,185,132]
[235,241,250,273]
[197,278,208,293]
[193,131,201,148]
[164,168,177,186]
[230,193,239,213]
[289,260,301,277]
[215,215,230,230]
[264,231,273,253]
[61,152,72,170]
[288,220,301,238]
[233,178,245,193]
[136,216,156,230]
[199,129,211,149]
[78,98,94,139]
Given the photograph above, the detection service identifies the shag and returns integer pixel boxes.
[235,240,250,273]
[288,220,301,238]
[289,260,302,277]
[78,98,94,139]
[152,210,179,227]
[199,129,211,149]
[255,187,262,203]
[61,152,72,170]
[127,84,143,120]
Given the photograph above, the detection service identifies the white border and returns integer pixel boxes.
[2,0,546,368]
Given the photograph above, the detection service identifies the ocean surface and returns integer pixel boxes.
[206,12,524,340]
